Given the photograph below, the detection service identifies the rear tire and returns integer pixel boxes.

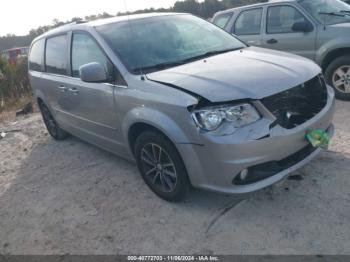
[135,130,190,202]
[39,102,69,140]
[325,55,350,101]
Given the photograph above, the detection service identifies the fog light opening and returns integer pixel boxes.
[240,169,249,181]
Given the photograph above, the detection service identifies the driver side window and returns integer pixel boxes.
[71,33,113,78]
[267,5,308,34]
[234,8,263,35]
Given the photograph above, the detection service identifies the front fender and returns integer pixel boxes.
[121,107,198,147]
[316,37,350,65]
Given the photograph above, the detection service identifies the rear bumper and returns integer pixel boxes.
[178,86,336,194]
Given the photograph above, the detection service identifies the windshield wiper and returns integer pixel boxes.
[132,47,244,74]
[132,61,186,73]
[319,11,346,17]
[182,47,244,63]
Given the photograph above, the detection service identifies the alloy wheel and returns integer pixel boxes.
[140,143,178,193]
[332,65,350,94]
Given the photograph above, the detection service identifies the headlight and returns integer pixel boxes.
[192,103,260,133]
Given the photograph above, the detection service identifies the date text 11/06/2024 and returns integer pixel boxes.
[127,256,220,261]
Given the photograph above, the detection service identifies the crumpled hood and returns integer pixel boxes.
[147,46,321,102]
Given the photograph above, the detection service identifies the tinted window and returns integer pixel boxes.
[45,35,67,75]
[234,8,263,35]
[29,39,44,71]
[267,6,308,34]
[213,13,233,29]
[71,33,112,78]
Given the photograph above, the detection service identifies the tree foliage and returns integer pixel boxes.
[0,0,267,51]
[0,58,30,109]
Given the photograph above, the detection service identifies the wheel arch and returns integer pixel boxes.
[34,89,48,107]
[128,122,170,156]
[122,107,197,156]
[320,48,350,71]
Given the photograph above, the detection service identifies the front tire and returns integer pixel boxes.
[325,55,350,101]
[135,130,190,202]
[39,102,69,140]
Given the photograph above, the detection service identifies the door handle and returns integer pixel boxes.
[58,85,68,92]
[267,38,278,44]
[68,87,79,95]
[266,38,278,45]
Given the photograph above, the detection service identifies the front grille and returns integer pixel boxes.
[261,75,328,129]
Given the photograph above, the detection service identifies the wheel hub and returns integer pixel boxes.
[333,66,350,93]
[156,163,163,171]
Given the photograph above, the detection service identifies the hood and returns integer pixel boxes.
[325,22,350,38]
[147,47,321,102]
[328,22,350,30]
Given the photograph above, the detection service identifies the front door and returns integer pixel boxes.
[261,4,317,60]
[232,8,264,46]
[65,32,121,146]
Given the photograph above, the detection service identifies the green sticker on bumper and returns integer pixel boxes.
[305,129,330,149]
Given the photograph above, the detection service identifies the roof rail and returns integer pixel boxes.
[47,20,87,33]
[268,0,295,2]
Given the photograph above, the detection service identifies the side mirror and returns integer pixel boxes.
[79,62,108,83]
[292,21,313,33]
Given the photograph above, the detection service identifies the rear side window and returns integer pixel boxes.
[45,35,68,75]
[71,33,112,78]
[267,5,308,34]
[234,8,263,35]
[29,39,45,72]
[213,13,233,29]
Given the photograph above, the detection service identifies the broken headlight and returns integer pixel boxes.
[192,103,261,133]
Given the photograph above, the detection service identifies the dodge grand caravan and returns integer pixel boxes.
[29,13,335,201]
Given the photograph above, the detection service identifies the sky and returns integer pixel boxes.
[0,0,179,36]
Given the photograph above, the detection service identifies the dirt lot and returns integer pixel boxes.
[0,101,349,255]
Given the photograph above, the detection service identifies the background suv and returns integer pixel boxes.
[213,0,350,100]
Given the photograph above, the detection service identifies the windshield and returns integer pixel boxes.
[299,0,350,25]
[96,14,246,74]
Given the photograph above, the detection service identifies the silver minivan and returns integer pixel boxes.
[29,13,335,201]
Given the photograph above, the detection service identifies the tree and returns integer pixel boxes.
[0,57,30,109]
[0,0,269,52]
[174,0,201,16]
[200,0,226,18]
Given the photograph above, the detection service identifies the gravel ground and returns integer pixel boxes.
[0,101,349,255]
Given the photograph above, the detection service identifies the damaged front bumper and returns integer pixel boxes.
[178,85,336,194]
